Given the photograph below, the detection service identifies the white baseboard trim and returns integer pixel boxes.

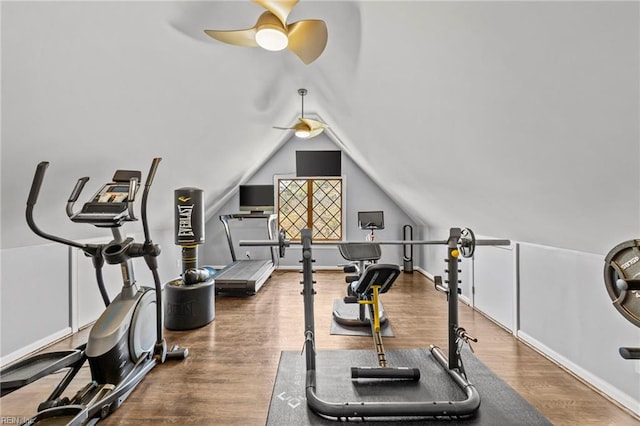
[1,327,72,367]
[518,331,640,417]
[412,267,472,305]
[413,266,431,278]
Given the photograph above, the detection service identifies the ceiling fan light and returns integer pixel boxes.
[295,128,311,138]
[294,124,311,138]
[255,27,288,51]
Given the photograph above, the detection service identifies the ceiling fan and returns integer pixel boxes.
[274,89,328,139]
[204,0,328,65]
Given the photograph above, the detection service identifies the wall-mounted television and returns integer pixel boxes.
[239,185,274,213]
[296,150,342,177]
[358,211,384,230]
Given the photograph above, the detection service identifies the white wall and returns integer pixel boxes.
[518,243,640,414]
[473,244,516,332]
[1,243,70,363]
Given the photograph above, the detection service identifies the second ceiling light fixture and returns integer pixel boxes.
[274,89,328,139]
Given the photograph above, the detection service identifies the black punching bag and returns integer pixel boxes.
[175,187,204,245]
[175,188,204,271]
[165,187,215,330]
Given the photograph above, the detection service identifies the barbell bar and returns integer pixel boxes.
[240,227,510,259]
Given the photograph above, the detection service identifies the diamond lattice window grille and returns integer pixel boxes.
[278,178,342,242]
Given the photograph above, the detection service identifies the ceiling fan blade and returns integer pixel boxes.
[287,20,328,64]
[300,118,328,131]
[306,128,325,139]
[204,28,259,47]
[273,126,294,130]
[253,0,298,27]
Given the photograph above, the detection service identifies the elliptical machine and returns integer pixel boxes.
[0,158,188,425]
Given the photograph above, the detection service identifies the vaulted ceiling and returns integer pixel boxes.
[2,1,638,254]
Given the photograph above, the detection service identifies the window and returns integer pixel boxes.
[278,178,343,241]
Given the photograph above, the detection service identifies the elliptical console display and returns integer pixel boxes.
[68,170,141,226]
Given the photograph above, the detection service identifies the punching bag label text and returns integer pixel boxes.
[177,204,195,237]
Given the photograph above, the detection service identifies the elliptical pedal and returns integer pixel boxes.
[70,381,99,406]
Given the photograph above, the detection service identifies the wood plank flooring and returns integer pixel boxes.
[1,270,638,425]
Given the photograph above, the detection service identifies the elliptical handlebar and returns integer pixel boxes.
[126,177,139,221]
[135,158,171,360]
[141,158,161,245]
[66,177,90,218]
[26,161,48,207]
[145,158,161,188]
[26,162,88,250]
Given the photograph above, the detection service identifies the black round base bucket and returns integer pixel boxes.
[164,277,215,330]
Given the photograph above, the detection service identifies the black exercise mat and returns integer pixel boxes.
[267,348,553,425]
[330,300,394,337]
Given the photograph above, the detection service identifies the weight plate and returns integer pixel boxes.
[604,239,640,327]
[459,228,476,258]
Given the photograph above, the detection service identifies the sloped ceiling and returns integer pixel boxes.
[1,1,638,255]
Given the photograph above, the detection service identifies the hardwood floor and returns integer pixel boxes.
[1,270,638,425]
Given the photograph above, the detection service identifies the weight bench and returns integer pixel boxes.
[333,243,397,328]
[348,263,400,298]
[332,243,418,380]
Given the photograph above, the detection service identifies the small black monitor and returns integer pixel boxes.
[296,150,341,177]
[358,211,384,230]
[239,185,274,213]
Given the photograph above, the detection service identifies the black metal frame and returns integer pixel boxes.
[300,227,481,419]
[219,213,277,263]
